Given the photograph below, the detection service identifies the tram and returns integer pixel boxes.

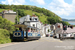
[12,24,41,41]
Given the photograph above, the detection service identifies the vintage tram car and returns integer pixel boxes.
[12,24,41,41]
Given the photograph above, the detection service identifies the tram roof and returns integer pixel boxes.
[13,24,40,30]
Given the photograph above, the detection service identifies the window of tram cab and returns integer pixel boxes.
[19,27,22,31]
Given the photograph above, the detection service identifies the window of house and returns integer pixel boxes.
[35,18,37,21]
[30,18,32,21]
[33,24,35,27]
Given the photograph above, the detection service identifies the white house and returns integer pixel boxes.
[20,15,43,36]
[44,24,51,37]
[20,15,41,29]
[20,15,51,37]
[39,22,45,37]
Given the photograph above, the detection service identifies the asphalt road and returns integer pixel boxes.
[0,37,75,50]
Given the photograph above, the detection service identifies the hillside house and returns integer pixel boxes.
[0,10,17,22]
[20,15,42,34]
[20,15,41,28]
[20,15,51,37]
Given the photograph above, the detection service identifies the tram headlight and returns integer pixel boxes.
[13,32,21,37]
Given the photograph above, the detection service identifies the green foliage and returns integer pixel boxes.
[0,17,15,31]
[73,25,75,27]
[17,9,27,17]
[0,4,63,25]
[0,17,15,44]
[35,13,40,17]
[15,16,20,24]
[24,10,48,24]
[0,4,62,21]
[47,17,61,24]
[0,29,11,44]
[48,29,50,32]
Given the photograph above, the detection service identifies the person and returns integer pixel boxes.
[19,27,22,31]
[28,29,30,32]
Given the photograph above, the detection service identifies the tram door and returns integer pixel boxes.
[74,34,75,39]
[59,34,60,39]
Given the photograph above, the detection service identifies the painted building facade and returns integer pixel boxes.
[20,15,41,29]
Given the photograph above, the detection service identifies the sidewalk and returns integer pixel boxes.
[0,42,20,48]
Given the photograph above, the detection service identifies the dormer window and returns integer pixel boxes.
[35,18,37,21]
[30,18,32,21]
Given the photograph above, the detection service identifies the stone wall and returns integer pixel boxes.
[4,13,17,22]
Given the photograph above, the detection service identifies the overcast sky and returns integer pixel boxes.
[0,0,75,19]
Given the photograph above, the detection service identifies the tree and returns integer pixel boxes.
[15,16,20,24]
[18,9,27,17]
[47,17,60,24]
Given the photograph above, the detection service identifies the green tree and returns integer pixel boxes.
[18,9,27,17]
[47,17,60,24]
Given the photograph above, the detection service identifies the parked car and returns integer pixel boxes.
[46,34,49,37]
[50,34,53,37]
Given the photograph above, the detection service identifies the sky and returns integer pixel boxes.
[0,0,75,19]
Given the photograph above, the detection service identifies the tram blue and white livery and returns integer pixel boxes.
[12,24,41,41]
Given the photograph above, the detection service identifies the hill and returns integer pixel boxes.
[0,4,62,24]
[62,18,69,21]
[62,18,75,22]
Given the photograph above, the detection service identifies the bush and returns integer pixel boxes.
[0,17,15,44]
[47,17,61,24]
[0,29,11,44]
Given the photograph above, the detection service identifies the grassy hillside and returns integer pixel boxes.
[0,9,48,24]
[0,4,62,24]
[0,9,8,12]
[0,16,15,44]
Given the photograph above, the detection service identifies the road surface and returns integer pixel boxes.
[0,37,75,50]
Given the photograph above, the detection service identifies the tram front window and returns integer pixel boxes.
[19,27,22,31]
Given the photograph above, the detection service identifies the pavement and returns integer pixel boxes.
[0,37,75,50]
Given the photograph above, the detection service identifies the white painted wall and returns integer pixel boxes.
[30,22,37,27]
[44,25,51,36]
[20,16,26,24]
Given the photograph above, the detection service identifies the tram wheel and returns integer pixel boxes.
[23,38,28,42]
